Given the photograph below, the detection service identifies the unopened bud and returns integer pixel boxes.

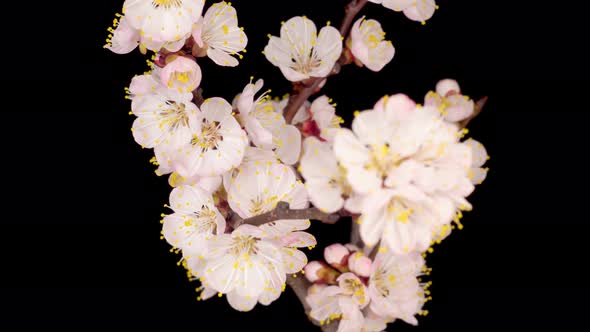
[304,261,324,283]
[435,79,461,97]
[347,252,372,278]
[316,264,341,285]
[324,243,350,270]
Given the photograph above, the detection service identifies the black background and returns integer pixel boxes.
[2,0,586,330]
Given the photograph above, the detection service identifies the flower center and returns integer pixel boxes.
[191,120,223,150]
[366,143,404,178]
[160,102,189,131]
[171,71,191,85]
[249,195,279,216]
[387,200,413,224]
[329,115,344,128]
[330,165,353,196]
[293,56,321,75]
[230,235,258,256]
[342,278,366,305]
[373,269,393,297]
[366,34,380,49]
[184,206,218,234]
[152,0,183,9]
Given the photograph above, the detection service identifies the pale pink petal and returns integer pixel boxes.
[306,178,345,214]
[279,231,317,248]
[360,190,395,246]
[333,129,370,166]
[244,117,274,147]
[444,95,474,122]
[436,78,461,96]
[280,66,310,81]
[281,247,308,273]
[338,297,365,332]
[402,0,437,22]
[464,138,488,167]
[274,125,301,165]
[346,166,381,195]
[207,48,240,67]
[381,0,415,11]
[226,291,258,312]
[310,26,342,77]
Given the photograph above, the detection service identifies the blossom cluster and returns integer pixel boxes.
[106,0,489,331]
[304,243,431,330]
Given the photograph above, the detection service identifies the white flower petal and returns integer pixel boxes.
[226,291,258,312]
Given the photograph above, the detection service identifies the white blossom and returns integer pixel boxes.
[264,16,342,81]
[308,273,369,331]
[123,0,205,51]
[173,97,248,178]
[162,185,225,254]
[368,250,427,325]
[192,1,248,66]
[236,79,302,165]
[350,17,395,72]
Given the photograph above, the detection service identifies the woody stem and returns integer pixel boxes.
[237,201,340,227]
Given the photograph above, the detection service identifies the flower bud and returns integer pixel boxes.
[435,79,461,97]
[324,243,350,270]
[304,261,324,283]
[304,261,340,284]
[347,252,372,278]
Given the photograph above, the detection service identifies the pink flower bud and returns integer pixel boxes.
[160,56,202,93]
[324,243,350,269]
[304,261,324,283]
[435,79,461,97]
[347,252,373,278]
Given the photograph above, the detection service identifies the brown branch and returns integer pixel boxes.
[349,217,363,248]
[191,87,204,107]
[237,201,340,227]
[321,323,339,332]
[339,0,370,36]
[283,0,369,124]
[459,96,488,129]
[287,275,312,314]
[284,78,326,123]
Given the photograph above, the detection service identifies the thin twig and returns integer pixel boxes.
[237,201,340,227]
[321,323,339,332]
[192,87,204,107]
[287,275,312,314]
[284,78,326,123]
[339,0,370,36]
[283,0,370,124]
[349,217,363,248]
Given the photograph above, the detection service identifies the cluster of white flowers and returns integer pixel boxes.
[304,243,431,330]
[106,1,247,65]
[107,0,488,331]
[298,85,487,331]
